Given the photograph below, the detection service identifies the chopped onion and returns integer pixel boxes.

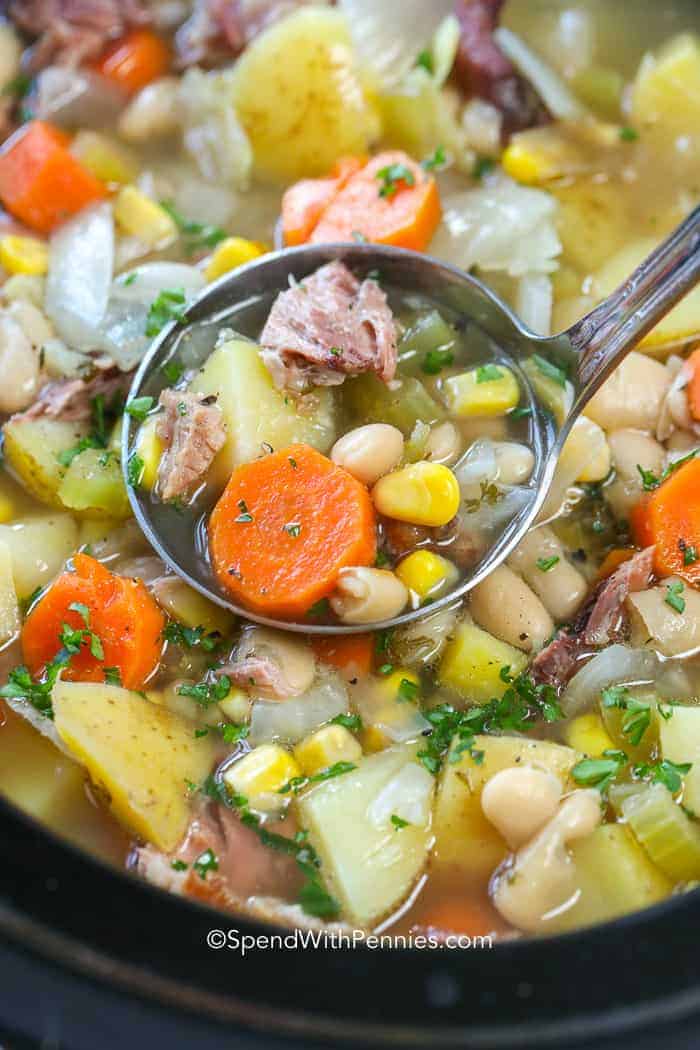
[454,439,498,497]
[431,176,561,277]
[249,674,348,745]
[4,697,71,757]
[389,603,460,667]
[461,98,503,155]
[562,645,658,717]
[493,27,586,121]
[339,0,454,89]
[458,483,533,537]
[45,203,114,353]
[177,68,252,189]
[35,66,126,128]
[431,14,461,87]
[516,274,553,336]
[350,679,430,743]
[368,762,435,829]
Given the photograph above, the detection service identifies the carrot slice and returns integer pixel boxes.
[93,29,171,95]
[629,457,700,584]
[0,121,107,233]
[413,895,497,939]
[310,151,442,252]
[685,347,700,422]
[22,553,165,690]
[282,156,366,247]
[208,444,377,620]
[311,634,373,679]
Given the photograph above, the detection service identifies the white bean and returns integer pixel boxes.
[118,77,180,142]
[605,428,665,519]
[330,567,408,624]
[470,564,554,652]
[331,424,404,486]
[585,351,671,432]
[237,626,316,697]
[481,766,562,849]
[492,790,601,933]
[493,441,535,485]
[425,422,462,466]
[508,525,587,623]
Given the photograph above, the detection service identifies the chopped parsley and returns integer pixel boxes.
[422,145,447,172]
[278,760,357,795]
[601,687,653,747]
[634,449,698,493]
[19,586,43,616]
[476,364,503,383]
[171,859,188,872]
[619,126,639,142]
[283,521,302,538]
[637,464,660,491]
[193,848,219,880]
[306,597,331,619]
[391,814,410,830]
[378,663,394,676]
[473,156,495,179]
[665,579,686,614]
[415,49,434,74]
[103,667,122,686]
[177,674,231,708]
[288,456,298,469]
[161,360,184,384]
[125,396,155,422]
[421,347,454,374]
[375,550,390,568]
[235,499,253,524]
[536,556,560,572]
[329,346,343,357]
[2,73,32,99]
[66,602,104,660]
[220,722,250,744]
[376,163,416,199]
[145,288,187,338]
[510,405,533,420]
[397,677,419,703]
[330,712,363,731]
[162,622,223,653]
[571,749,628,794]
[127,452,145,488]
[160,201,227,255]
[633,758,692,794]
[532,353,567,387]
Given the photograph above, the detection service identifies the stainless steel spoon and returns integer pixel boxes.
[123,206,700,634]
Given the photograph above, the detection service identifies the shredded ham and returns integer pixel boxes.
[216,656,295,700]
[10,0,151,72]
[13,366,133,423]
[156,389,226,501]
[453,0,549,138]
[260,261,397,393]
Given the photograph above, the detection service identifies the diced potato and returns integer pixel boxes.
[546,824,671,933]
[57,447,131,520]
[553,178,632,273]
[592,239,700,352]
[218,688,252,724]
[222,744,301,814]
[3,417,89,507]
[631,34,700,136]
[0,539,19,644]
[0,513,78,598]
[438,621,528,704]
[432,734,578,883]
[190,338,336,486]
[70,131,140,185]
[152,576,235,636]
[132,415,162,490]
[442,366,520,418]
[659,704,700,816]
[0,235,49,276]
[565,713,614,756]
[52,681,215,851]
[294,724,362,776]
[296,745,433,925]
[231,8,380,181]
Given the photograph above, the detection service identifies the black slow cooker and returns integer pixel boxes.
[1,792,700,1049]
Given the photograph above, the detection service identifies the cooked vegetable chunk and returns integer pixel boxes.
[3,417,90,508]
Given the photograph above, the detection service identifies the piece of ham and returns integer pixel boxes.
[10,0,151,72]
[453,0,549,138]
[13,365,133,423]
[134,800,302,910]
[531,632,582,689]
[259,261,398,393]
[156,389,226,501]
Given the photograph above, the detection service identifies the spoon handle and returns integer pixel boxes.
[566,204,700,397]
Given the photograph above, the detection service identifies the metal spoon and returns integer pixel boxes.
[123,206,700,634]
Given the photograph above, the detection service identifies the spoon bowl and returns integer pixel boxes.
[123,211,700,634]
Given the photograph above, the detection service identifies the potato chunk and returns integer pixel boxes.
[3,417,89,507]
[53,682,215,851]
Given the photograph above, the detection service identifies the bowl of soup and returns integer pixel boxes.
[2,0,700,1046]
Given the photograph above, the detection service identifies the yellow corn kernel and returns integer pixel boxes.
[204,237,267,282]
[70,131,139,185]
[501,140,550,186]
[222,744,301,812]
[372,461,460,527]
[565,713,614,756]
[0,491,14,523]
[375,668,420,703]
[218,688,252,725]
[0,235,48,276]
[396,549,459,603]
[294,724,362,776]
[133,417,162,490]
[113,186,177,247]
[443,365,520,418]
[575,416,612,483]
[361,724,390,753]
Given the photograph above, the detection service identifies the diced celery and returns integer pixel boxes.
[622,783,700,883]
[57,447,131,520]
[659,704,700,816]
[522,356,573,426]
[397,310,456,375]
[344,373,444,436]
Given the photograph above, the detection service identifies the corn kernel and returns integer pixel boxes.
[443,366,520,418]
[372,461,460,527]
[218,688,252,725]
[294,724,362,776]
[0,236,48,276]
[501,140,550,186]
[222,744,301,812]
[396,550,459,603]
[133,417,162,490]
[113,186,177,247]
[376,668,420,703]
[204,238,267,282]
[0,491,15,524]
[575,416,612,483]
[70,131,139,185]
[361,725,390,753]
[565,713,614,756]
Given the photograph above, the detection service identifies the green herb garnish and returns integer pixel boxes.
[390,814,410,830]
[220,722,250,744]
[330,713,363,731]
[633,758,692,794]
[421,347,454,374]
[536,556,560,572]
[376,163,416,199]
[665,579,686,614]
[193,848,219,880]
[533,353,567,387]
[125,396,155,422]
[145,288,186,337]
[416,50,434,74]
[422,145,447,172]
[619,126,639,142]
[571,749,628,794]
[473,156,495,179]
[162,622,223,653]
[178,675,231,708]
[160,201,227,255]
[278,760,357,796]
[126,453,145,488]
